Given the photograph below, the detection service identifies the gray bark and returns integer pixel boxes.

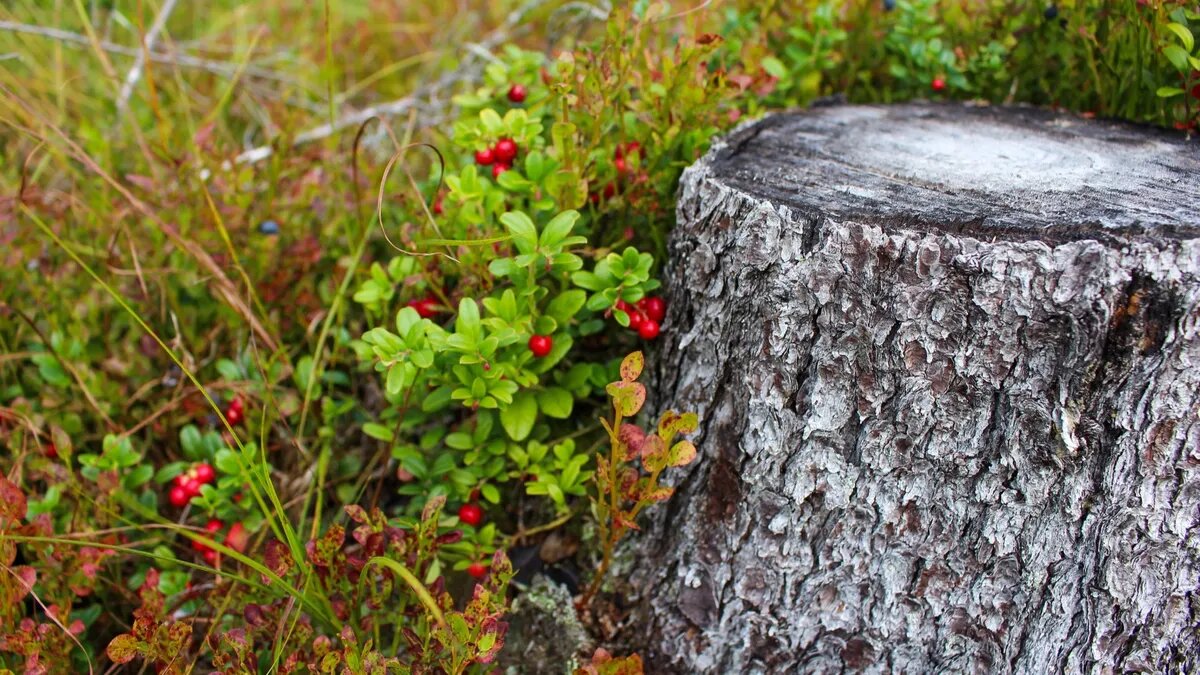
[630,103,1200,674]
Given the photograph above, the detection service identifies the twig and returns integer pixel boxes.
[0,20,305,88]
[117,0,181,111]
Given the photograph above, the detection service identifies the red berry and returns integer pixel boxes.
[492,162,510,180]
[466,562,487,579]
[195,463,215,484]
[494,138,518,162]
[168,486,189,508]
[203,550,218,565]
[638,296,666,323]
[615,141,641,159]
[226,405,243,426]
[192,537,210,552]
[205,518,223,533]
[931,78,946,92]
[474,148,495,166]
[433,196,444,215]
[179,476,201,497]
[528,334,553,357]
[408,298,438,319]
[44,443,57,459]
[225,522,249,553]
[458,503,484,527]
[603,182,617,199]
[507,83,527,103]
[615,299,632,312]
[638,319,660,340]
[627,311,645,331]
[614,157,628,175]
[229,397,244,413]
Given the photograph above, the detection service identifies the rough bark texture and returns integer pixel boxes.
[630,103,1200,674]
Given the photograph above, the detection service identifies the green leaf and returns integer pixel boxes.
[544,289,585,324]
[1164,44,1191,71]
[180,425,203,459]
[422,386,453,412]
[536,387,574,419]
[363,423,395,442]
[396,306,422,337]
[761,55,788,79]
[499,211,538,255]
[456,298,482,340]
[499,391,538,441]
[570,270,606,291]
[480,483,501,504]
[538,210,580,250]
[445,432,474,450]
[479,108,504,133]
[124,464,153,488]
[1167,22,1194,52]
[533,334,573,372]
[1157,86,1186,98]
[489,258,517,277]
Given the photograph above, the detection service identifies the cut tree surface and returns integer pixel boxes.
[630,103,1200,674]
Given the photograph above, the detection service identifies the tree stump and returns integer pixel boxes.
[631,103,1200,673]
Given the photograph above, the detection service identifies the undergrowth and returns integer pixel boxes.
[0,0,1194,672]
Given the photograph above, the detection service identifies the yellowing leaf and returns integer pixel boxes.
[619,351,644,382]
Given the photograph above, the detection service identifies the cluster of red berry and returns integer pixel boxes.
[475,138,520,180]
[457,503,489,578]
[193,518,248,565]
[407,295,441,319]
[224,396,245,425]
[168,462,216,507]
[616,296,666,340]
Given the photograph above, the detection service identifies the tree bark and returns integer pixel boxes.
[630,103,1200,674]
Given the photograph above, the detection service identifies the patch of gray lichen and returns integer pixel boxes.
[501,577,590,674]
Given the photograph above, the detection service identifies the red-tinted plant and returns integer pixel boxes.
[580,352,699,606]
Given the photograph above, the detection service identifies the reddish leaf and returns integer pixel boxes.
[8,565,35,604]
[106,634,140,664]
[618,424,646,460]
[640,435,667,473]
[0,475,26,526]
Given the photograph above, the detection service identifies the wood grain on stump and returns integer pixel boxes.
[631,104,1200,674]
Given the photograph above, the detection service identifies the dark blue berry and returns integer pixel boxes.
[1044,4,1058,19]
[259,220,280,235]
[883,0,896,10]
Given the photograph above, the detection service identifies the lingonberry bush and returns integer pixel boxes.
[1,0,1195,671]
